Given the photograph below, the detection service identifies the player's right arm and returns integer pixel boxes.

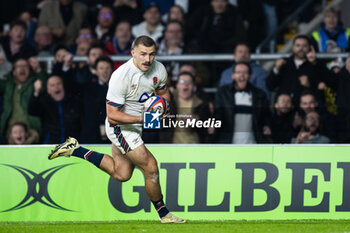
[106,104,142,125]
[106,66,142,125]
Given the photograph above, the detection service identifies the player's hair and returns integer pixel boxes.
[132,36,157,50]
[293,35,311,45]
[234,61,252,75]
[95,55,113,69]
[178,71,195,83]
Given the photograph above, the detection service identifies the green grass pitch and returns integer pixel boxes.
[1,220,350,233]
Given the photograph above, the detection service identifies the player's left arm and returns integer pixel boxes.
[155,87,169,102]
[155,87,170,116]
[155,63,170,114]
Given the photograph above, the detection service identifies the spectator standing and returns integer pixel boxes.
[113,0,143,26]
[267,35,320,104]
[320,59,343,142]
[261,0,278,42]
[237,0,265,50]
[132,4,164,42]
[214,62,271,144]
[28,75,83,144]
[270,92,295,143]
[76,42,91,57]
[294,91,319,128]
[95,6,115,46]
[51,47,76,84]
[81,56,113,143]
[75,27,97,46]
[309,55,350,142]
[160,71,212,143]
[292,111,330,144]
[336,56,350,142]
[104,21,133,69]
[307,45,338,141]
[22,0,50,18]
[18,11,37,47]
[0,58,47,139]
[219,43,270,99]
[187,0,210,18]
[179,63,210,90]
[0,20,38,62]
[188,0,245,83]
[311,7,350,53]
[141,0,183,15]
[166,5,186,24]
[292,90,334,141]
[38,0,88,46]
[157,20,186,83]
[34,26,56,56]
[75,45,104,84]
[76,42,91,68]
[188,0,245,53]
[68,27,97,54]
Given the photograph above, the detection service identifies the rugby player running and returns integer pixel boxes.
[48,35,185,223]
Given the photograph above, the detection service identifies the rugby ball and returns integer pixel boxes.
[143,96,167,114]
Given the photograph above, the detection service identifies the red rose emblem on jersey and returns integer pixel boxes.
[153,77,158,85]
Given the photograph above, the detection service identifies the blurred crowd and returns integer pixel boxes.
[0,0,350,145]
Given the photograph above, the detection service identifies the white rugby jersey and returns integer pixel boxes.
[106,58,167,117]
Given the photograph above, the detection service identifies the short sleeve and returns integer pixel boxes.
[106,69,127,107]
[156,61,168,90]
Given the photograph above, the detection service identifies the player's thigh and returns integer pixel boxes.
[111,144,135,181]
[125,144,158,174]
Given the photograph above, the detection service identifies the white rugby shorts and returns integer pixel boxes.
[105,118,144,154]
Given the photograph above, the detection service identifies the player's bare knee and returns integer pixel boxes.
[119,175,132,182]
[112,172,132,182]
